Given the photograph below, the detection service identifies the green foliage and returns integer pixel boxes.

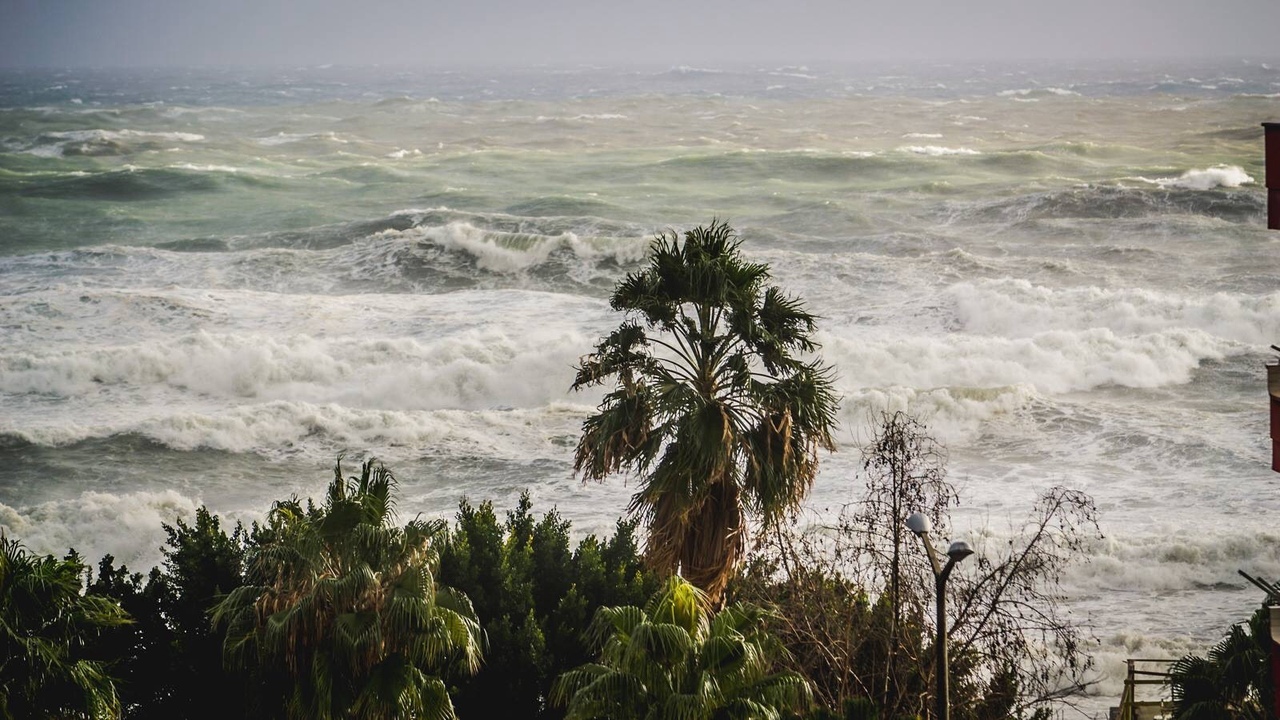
[573,221,839,601]
[552,575,812,720]
[87,507,251,719]
[72,462,659,719]
[437,491,659,720]
[213,459,483,720]
[0,537,129,720]
[1170,607,1275,720]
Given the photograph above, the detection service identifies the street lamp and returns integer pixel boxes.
[906,512,973,720]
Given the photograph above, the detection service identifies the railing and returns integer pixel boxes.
[1111,658,1175,720]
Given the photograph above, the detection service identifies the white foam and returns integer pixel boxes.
[44,129,206,143]
[382,221,650,274]
[0,322,593,407]
[1159,165,1255,190]
[24,128,207,156]
[257,131,349,146]
[899,145,981,156]
[998,87,1080,97]
[836,384,1035,446]
[822,326,1225,397]
[5,400,592,465]
[0,490,200,568]
[667,66,724,75]
[946,279,1280,345]
[902,133,943,139]
[170,163,242,173]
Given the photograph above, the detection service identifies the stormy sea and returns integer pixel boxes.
[2,60,1277,714]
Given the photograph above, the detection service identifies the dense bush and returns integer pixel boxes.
[81,465,656,719]
[87,507,251,719]
[437,492,659,720]
[64,429,1094,720]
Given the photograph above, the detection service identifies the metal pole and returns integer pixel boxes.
[907,515,971,720]
[936,557,960,720]
[919,536,951,720]
[936,571,948,720]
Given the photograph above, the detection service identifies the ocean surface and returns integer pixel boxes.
[2,60,1278,715]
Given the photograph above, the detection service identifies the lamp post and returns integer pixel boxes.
[906,512,973,720]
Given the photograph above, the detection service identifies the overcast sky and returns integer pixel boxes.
[3,0,1279,68]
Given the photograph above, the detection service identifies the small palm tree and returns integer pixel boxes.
[572,221,838,601]
[552,575,812,720]
[1170,607,1272,720]
[214,460,484,720]
[0,537,129,720]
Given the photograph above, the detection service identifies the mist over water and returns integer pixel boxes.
[2,61,1278,715]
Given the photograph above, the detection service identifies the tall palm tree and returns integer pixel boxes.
[552,575,812,720]
[572,221,839,601]
[0,537,129,720]
[1169,607,1272,720]
[214,460,484,720]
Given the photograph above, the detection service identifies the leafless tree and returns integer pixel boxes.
[735,412,1101,720]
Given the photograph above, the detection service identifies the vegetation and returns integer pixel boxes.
[78,463,659,720]
[572,221,839,601]
[4,227,1107,719]
[1170,606,1275,720]
[552,575,812,720]
[33,440,1095,720]
[734,412,1100,720]
[436,494,659,720]
[0,537,129,720]
[213,459,484,720]
[87,507,250,719]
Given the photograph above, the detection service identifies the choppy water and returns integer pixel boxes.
[2,61,1279,715]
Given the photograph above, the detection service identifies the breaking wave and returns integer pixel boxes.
[951,184,1264,223]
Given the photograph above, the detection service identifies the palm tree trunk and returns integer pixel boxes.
[679,478,744,606]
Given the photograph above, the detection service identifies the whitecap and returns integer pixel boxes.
[1159,165,1255,190]
[899,145,981,156]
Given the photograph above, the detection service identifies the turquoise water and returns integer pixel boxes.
[2,61,1278,714]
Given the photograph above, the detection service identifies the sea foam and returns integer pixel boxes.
[1160,165,1254,190]
[947,279,1280,345]
[0,489,201,568]
[899,145,981,156]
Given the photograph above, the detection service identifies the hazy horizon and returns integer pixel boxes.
[4,0,1279,69]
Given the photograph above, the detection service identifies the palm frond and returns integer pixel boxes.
[208,460,481,719]
[572,221,838,604]
[556,578,805,720]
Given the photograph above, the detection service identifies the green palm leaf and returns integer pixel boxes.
[0,537,128,719]
[211,459,482,719]
[555,576,811,720]
[573,221,838,602]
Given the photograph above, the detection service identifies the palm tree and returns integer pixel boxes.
[1169,607,1272,720]
[552,575,812,720]
[0,537,129,720]
[214,460,484,720]
[572,221,839,601]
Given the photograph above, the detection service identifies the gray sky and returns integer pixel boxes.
[3,0,1278,68]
